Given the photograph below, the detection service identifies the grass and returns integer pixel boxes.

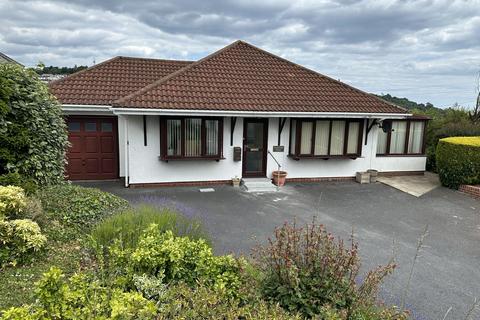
[0,238,85,308]
[90,205,210,251]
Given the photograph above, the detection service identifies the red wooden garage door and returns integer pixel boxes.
[66,117,118,180]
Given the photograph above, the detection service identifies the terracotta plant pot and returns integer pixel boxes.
[272,170,287,186]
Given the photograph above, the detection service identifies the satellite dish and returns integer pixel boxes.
[381,120,393,133]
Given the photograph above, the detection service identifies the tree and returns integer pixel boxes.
[0,64,68,185]
[469,71,480,124]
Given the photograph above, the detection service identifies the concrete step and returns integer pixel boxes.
[242,178,278,193]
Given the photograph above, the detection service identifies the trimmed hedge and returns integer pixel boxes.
[436,137,480,189]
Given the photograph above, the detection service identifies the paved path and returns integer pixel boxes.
[84,180,480,320]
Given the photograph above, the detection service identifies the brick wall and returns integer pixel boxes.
[458,184,480,199]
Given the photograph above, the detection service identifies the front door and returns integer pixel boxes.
[66,116,119,180]
[242,118,268,177]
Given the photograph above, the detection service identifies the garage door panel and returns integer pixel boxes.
[66,117,118,180]
[69,136,82,153]
[101,158,114,173]
[85,137,99,153]
[85,158,99,173]
[101,136,114,153]
[67,159,83,174]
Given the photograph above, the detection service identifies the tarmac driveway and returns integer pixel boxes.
[87,181,480,320]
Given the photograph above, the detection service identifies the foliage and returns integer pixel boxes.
[0,186,27,219]
[436,137,480,189]
[0,218,47,267]
[37,184,129,230]
[254,219,402,319]
[412,106,480,171]
[378,94,440,112]
[34,64,88,75]
[107,226,242,297]
[0,172,37,195]
[0,267,157,320]
[0,64,68,185]
[91,205,209,255]
[156,282,301,320]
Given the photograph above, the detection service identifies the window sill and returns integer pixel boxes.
[288,155,360,160]
[159,156,225,162]
[376,154,426,157]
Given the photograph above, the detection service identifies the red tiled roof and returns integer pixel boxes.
[49,57,192,105]
[113,41,406,114]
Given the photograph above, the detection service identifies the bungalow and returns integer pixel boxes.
[49,40,428,187]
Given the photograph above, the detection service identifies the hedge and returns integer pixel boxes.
[436,136,480,189]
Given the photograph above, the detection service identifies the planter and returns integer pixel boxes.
[367,169,378,183]
[356,171,370,184]
[232,177,241,187]
[272,170,287,186]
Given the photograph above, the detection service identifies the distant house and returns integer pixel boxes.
[49,40,428,186]
[0,52,22,65]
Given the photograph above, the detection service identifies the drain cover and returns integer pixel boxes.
[199,188,215,193]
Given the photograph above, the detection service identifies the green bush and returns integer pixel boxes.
[108,226,242,297]
[91,205,209,252]
[0,172,37,195]
[0,218,47,267]
[0,186,27,219]
[0,64,68,185]
[37,184,129,229]
[156,282,301,320]
[254,220,403,319]
[0,267,156,320]
[436,137,480,189]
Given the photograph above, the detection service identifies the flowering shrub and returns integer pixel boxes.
[109,226,243,297]
[0,218,47,267]
[0,267,156,320]
[254,219,407,319]
[0,186,27,219]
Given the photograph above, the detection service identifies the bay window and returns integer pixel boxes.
[376,119,426,156]
[289,119,363,159]
[160,117,223,160]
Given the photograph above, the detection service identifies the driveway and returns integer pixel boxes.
[84,180,480,320]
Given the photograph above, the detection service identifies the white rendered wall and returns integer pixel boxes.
[124,116,426,184]
[127,116,243,184]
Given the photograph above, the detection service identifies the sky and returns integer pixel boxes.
[1,0,479,108]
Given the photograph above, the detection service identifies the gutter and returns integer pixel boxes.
[62,104,113,114]
[111,108,411,119]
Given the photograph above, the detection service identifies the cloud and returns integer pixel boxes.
[1,0,479,108]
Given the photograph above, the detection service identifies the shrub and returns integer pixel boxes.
[0,172,37,195]
[436,137,480,189]
[0,218,47,267]
[156,282,301,320]
[37,184,129,229]
[0,267,156,320]
[91,205,209,253]
[0,186,27,219]
[108,226,242,297]
[0,64,68,185]
[254,219,402,318]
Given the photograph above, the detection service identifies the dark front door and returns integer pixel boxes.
[66,116,118,180]
[243,118,268,177]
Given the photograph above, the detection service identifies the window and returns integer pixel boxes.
[101,122,113,132]
[161,117,223,160]
[68,122,80,132]
[289,119,363,158]
[85,122,97,132]
[376,120,426,156]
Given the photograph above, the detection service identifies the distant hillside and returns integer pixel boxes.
[376,94,442,112]
[35,65,88,75]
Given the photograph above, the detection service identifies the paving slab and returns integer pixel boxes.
[377,172,441,197]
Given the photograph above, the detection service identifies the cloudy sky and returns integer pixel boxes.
[1,0,479,108]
